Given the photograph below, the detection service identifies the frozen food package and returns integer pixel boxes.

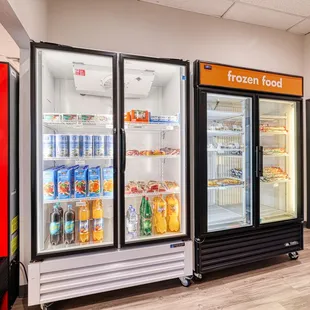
[164,181,180,191]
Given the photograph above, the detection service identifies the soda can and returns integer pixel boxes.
[81,135,93,157]
[69,135,80,158]
[43,134,55,158]
[55,134,69,158]
[93,135,105,157]
[104,135,113,156]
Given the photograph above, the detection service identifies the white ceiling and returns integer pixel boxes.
[139,0,310,35]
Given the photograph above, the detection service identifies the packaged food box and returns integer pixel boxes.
[88,166,101,197]
[69,135,80,158]
[43,166,65,200]
[78,114,97,123]
[130,110,149,123]
[80,135,93,157]
[97,114,113,124]
[43,134,55,159]
[102,167,113,197]
[104,135,113,156]
[93,135,105,157]
[74,166,89,198]
[124,112,131,122]
[43,113,62,123]
[55,134,69,158]
[57,165,78,199]
[62,114,78,123]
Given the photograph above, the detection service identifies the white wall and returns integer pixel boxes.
[8,0,47,41]
[47,0,304,76]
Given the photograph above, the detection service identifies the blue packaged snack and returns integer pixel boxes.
[74,165,89,198]
[104,135,113,157]
[55,135,69,158]
[93,135,105,157]
[43,166,65,200]
[80,135,93,157]
[69,135,80,158]
[57,165,79,199]
[102,166,113,197]
[88,166,101,197]
[43,134,55,158]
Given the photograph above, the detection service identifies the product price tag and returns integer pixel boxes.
[75,160,85,165]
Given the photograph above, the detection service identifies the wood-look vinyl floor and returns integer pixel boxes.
[13,229,310,310]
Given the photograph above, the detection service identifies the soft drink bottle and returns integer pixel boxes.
[166,194,180,232]
[50,205,61,245]
[153,196,167,234]
[140,197,152,236]
[92,199,104,242]
[56,203,64,237]
[78,202,90,243]
[64,204,75,244]
[126,205,138,239]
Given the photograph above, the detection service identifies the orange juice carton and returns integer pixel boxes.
[102,166,113,197]
[57,165,79,199]
[74,165,89,198]
[130,110,149,122]
[43,166,65,200]
[88,166,101,197]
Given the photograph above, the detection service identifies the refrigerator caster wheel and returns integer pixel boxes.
[289,252,299,260]
[179,277,191,287]
[194,273,203,282]
[40,303,53,310]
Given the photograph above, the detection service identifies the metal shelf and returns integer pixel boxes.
[207,110,243,120]
[44,196,113,204]
[260,115,287,120]
[207,130,243,137]
[125,122,179,132]
[125,190,180,198]
[127,155,179,159]
[44,156,113,161]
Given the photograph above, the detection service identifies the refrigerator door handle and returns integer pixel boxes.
[256,146,259,178]
[121,128,126,172]
[259,146,263,177]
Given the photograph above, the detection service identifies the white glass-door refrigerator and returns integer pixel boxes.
[28,43,192,308]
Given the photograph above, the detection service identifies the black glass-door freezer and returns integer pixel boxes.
[194,61,304,278]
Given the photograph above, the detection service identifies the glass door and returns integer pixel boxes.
[259,98,298,224]
[32,44,117,257]
[120,55,189,245]
[206,93,253,232]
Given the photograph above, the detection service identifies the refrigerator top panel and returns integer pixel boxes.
[121,56,189,246]
[32,44,117,258]
[195,61,303,97]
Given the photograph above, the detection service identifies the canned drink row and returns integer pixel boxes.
[43,134,113,158]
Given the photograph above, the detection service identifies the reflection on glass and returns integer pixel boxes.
[207,94,252,232]
[259,99,297,223]
[37,48,114,255]
[123,59,187,243]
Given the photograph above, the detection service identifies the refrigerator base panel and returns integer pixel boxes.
[28,241,193,306]
[195,222,303,275]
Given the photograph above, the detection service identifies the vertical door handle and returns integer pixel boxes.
[121,128,126,172]
[259,146,263,177]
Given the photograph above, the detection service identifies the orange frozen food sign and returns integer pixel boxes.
[199,62,303,97]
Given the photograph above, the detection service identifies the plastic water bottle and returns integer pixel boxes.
[126,205,138,239]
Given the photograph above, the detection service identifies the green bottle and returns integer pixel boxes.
[140,196,152,236]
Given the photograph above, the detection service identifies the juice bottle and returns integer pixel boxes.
[166,194,180,232]
[92,199,104,242]
[78,201,90,243]
[153,196,167,234]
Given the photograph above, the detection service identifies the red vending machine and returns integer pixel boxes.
[0,62,19,310]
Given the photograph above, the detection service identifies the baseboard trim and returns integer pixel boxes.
[19,284,27,298]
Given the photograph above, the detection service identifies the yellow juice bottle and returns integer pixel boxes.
[92,199,104,242]
[166,194,180,232]
[153,196,167,234]
[78,201,90,243]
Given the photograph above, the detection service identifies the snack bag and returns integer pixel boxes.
[74,166,89,198]
[166,194,180,232]
[88,166,101,197]
[102,167,113,197]
[153,196,167,234]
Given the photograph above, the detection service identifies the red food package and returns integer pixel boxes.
[128,181,143,194]
[146,181,167,192]
[126,149,139,156]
